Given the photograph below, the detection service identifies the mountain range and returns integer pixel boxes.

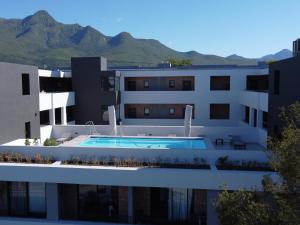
[0,10,293,68]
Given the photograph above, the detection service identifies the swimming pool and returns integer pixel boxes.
[79,136,207,150]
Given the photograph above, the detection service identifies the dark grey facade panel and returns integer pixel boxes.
[0,62,40,144]
[268,56,300,134]
[71,57,120,125]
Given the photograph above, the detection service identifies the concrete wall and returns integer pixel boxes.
[0,62,40,144]
[120,67,268,126]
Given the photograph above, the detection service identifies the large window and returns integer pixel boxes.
[127,108,136,118]
[210,76,230,90]
[253,109,257,127]
[210,104,230,119]
[127,81,136,91]
[274,70,280,95]
[40,110,50,126]
[28,183,46,217]
[246,75,268,91]
[263,111,268,129]
[25,121,31,139]
[244,106,250,124]
[22,73,30,95]
[0,182,8,216]
[60,184,120,222]
[182,80,192,90]
[55,108,62,125]
[66,106,75,122]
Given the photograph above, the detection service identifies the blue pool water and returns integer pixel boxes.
[79,137,206,150]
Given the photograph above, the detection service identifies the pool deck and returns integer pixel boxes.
[60,135,265,151]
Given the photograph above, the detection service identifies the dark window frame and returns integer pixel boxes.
[244,106,250,124]
[274,70,280,95]
[210,104,230,120]
[127,81,136,91]
[210,76,230,91]
[25,122,31,139]
[182,80,192,90]
[127,108,137,118]
[22,73,30,95]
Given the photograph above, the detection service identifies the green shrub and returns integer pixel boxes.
[43,138,58,146]
[24,138,31,146]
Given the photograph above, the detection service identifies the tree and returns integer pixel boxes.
[216,102,300,225]
[168,58,192,67]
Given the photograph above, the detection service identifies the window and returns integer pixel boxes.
[25,122,31,139]
[210,104,230,119]
[274,70,280,95]
[244,106,250,124]
[263,111,268,129]
[10,182,28,216]
[40,110,50,126]
[22,73,30,95]
[127,81,136,91]
[0,182,8,216]
[182,80,192,90]
[127,108,136,118]
[55,108,62,125]
[253,109,257,127]
[210,76,230,90]
[66,106,75,122]
[169,108,175,115]
[28,183,46,217]
[169,80,175,88]
[144,80,150,88]
[144,107,150,116]
[246,75,268,91]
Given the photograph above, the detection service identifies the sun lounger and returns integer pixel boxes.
[56,133,72,144]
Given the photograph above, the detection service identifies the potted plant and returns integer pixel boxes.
[25,138,31,146]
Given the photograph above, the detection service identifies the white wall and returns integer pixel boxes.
[39,92,75,111]
[38,69,71,78]
[239,90,268,112]
[120,68,268,126]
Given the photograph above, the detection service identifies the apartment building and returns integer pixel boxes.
[0,40,298,225]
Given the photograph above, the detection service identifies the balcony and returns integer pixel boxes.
[39,92,75,111]
[239,90,268,112]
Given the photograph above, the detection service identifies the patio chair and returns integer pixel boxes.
[56,132,72,144]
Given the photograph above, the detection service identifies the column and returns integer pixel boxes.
[61,107,67,125]
[46,183,59,220]
[128,187,134,223]
[49,109,55,125]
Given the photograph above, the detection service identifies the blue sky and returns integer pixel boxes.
[0,0,299,58]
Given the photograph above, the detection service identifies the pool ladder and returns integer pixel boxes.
[85,121,99,135]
